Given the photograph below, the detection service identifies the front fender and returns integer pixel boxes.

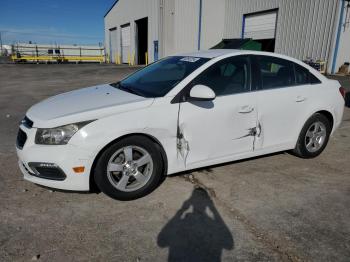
[68,98,183,175]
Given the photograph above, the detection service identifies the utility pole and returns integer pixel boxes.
[0,31,3,55]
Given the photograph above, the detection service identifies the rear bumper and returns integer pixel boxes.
[331,103,344,135]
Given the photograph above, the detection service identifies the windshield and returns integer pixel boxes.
[111,56,210,97]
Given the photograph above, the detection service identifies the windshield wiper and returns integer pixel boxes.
[111,82,144,97]
[109,82,119,88]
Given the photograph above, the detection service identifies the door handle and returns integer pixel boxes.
[296,95,307,102]
[238,105,254,113]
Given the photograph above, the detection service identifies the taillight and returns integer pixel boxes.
[339,87,346,99]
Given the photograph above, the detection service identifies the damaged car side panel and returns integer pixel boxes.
[177,93,258,168]
[16,49,344,200]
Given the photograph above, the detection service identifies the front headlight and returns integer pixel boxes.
[35,121,93,145]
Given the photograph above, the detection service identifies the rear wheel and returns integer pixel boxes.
[293,113,331,158]
[94,136,164,200]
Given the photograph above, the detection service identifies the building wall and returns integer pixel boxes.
[161,0,225,56]
[104,0,346,73]
[224,0,339,73]
[159,0,175,57]
[173,0,199,54]
[164,0,225,56]
[201,0,225,50]
[159,0,200,57]
[104,0,159,63]
[334,1,350,73]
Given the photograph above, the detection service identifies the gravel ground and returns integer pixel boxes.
[0,64,349,262]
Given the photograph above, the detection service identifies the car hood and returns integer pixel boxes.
[26,84,154,128]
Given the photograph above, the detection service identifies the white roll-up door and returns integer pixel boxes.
[109,28,117,63]
[244,11,277,40]
[121,24,131,64]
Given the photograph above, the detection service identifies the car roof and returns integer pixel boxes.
[175,49,328,81]
[178,49,241,58]
[177,49,304,63]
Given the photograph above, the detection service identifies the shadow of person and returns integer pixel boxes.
[158,187,234,262]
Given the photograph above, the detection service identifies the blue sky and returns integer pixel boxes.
[0,0,116,45]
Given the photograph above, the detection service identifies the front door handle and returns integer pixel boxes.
[296,95,307,102]
[238,105,254,113]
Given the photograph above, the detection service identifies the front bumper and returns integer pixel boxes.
[16,125,93,191]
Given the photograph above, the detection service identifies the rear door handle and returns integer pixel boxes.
[238,105,254,113]
[296,95,307,102]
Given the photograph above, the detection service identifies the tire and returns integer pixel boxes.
[292,113,331,158]
[94,136,164,200]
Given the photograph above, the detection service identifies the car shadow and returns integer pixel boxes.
[33,151,286,195]
[35,184,101,194]
[157,187,234,262]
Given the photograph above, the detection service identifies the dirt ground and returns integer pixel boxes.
[0,64,349,262]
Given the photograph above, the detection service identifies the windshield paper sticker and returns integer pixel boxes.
[180,57,201,63]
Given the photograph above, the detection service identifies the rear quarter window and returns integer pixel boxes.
[294,63,321,85]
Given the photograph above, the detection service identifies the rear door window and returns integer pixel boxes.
[255,56,294,90]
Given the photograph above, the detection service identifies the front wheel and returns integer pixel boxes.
[292,113,331,158]
[94,136,164,200]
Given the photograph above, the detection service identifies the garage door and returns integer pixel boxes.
[109,28,117,63]
[121,24,131,64]
[243,11,277,40]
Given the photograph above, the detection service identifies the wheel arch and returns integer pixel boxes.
[293,109,335,149]
[89,133,168,192]
[315,110,334,130]
[301,109,335,133]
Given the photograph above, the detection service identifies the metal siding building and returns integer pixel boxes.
[105,0,350,73]
[104,0,160,64]
[335,0,350,73]
[104,0,225,63]
[223,0,341,73]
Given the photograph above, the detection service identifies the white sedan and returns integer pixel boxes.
[16,50,345,200]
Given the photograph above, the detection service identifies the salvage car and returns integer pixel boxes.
[16,50,345,200]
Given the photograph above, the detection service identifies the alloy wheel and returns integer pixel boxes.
[106,146,153,192]
[304,121,327,153]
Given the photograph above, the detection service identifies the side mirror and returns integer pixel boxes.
[189,85,216,101]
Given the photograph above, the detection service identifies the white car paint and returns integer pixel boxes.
[27,85,154,128]
[16,50,344,191]
[189,84,216,100]
[179,91,258,165]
